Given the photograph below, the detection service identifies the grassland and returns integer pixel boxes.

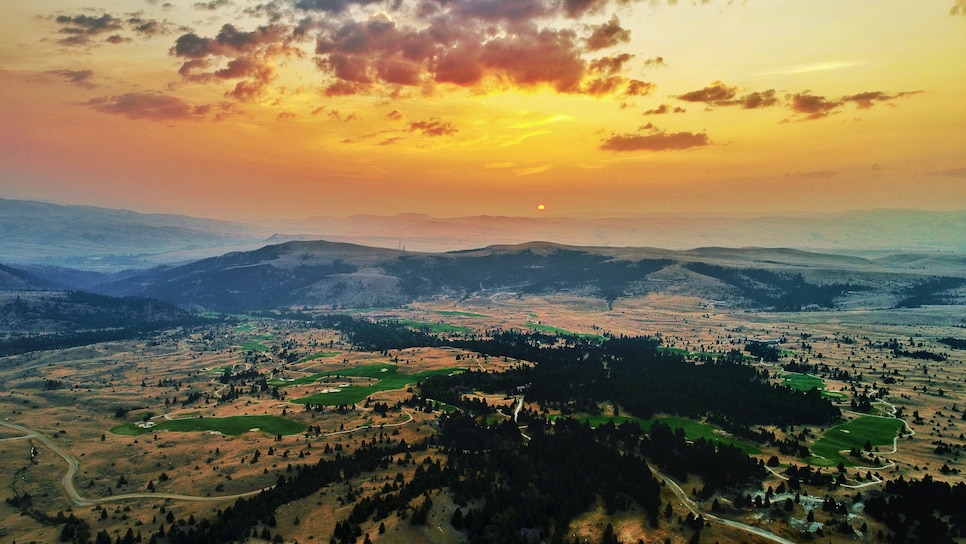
[111,415,306,436]
[434,310,491,318]
[808,416,905,467]
[526,322,606,341]
[295,351,341,363]
[286,364,464,405]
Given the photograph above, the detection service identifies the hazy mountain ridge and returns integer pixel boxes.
[0,198,271,270]
[3,198,964,272]
[92,240,966,313]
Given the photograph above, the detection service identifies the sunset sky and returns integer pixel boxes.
[1,0,964,220]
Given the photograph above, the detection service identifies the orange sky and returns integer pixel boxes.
[1,0,964,220]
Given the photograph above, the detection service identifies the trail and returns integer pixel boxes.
[653,468,798,544]
[1,420,268,506]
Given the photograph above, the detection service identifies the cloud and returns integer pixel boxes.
[951,0,966,15]
[87,92,206,120]
[194,0,233,9]
[171,24,290,58]
[585,16,631,51]
[46,69,96,89]
[587,53,634,76]
[643,56,666,68]
[295,0,392,15]
[787,92,842,120]
[53,12,176,46]
[385,109,403,120]
[841,90,922,109]
[930,167,966,177]
[787,170,837,179]
[409,118,457,136]
[601,130,710,152]
[642,104,685,115]
[452,0,550,23]
[739,89,778,109]
[171,24,298,102]
[675,81,778,109]
[675,80,737,104]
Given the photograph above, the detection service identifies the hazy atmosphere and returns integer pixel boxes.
[2,0,965,220]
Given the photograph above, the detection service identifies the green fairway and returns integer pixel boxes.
[807,416,904,467]
[394,319,471,334]
[239,341,269,352]
[288,364,464,405]
[526,322,606,341]
[434,310,492,318]
[555,414,760,455]
[295,351,341,363]
[111,415,306,436]
[783,372,847,400]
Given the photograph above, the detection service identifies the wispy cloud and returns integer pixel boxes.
[756,61,862,76]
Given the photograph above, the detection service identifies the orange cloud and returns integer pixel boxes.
[601,130,710,152]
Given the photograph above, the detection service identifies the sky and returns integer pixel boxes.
[0,0,964,220]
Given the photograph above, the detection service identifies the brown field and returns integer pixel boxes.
[2,296,964,543]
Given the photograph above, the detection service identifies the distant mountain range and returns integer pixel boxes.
[84,240,964,313]
[0,197,270,270]
[1,198,965,272]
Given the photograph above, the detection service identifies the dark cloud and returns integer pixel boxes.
[585,16,631,51]
[601,130,710,152]
[171,24,297,102]
[87,92,205,120]
[587,53,634,76]
[480,28,585,91]
[739,89,778,109]
[642,104,685,115]
[624,79,655,96]
[675,80,737,104]
[171,24,290,58]
[952,0,966,15]
[787,92,842,120]
[562,0,601,17]
[642,56,666,67]
[409,118,457,136]
[46,69,96,89]
[53,13,175,46]
[385,109,403,120]
[453,0,549,22]
[294,0,386,15]
[56,14,123,36]
[194,0,233,9]
[841,90,922,109]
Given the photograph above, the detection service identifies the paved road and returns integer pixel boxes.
[1,420,267,506]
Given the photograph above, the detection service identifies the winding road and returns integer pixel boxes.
[653,468,799,544]
[2,420,268,506]
[2,407,417,506]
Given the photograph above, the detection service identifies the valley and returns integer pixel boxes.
[1,291,963,543]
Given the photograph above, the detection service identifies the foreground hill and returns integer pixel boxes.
[98,240,966,312]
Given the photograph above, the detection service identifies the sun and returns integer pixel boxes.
[537,204,545,211]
